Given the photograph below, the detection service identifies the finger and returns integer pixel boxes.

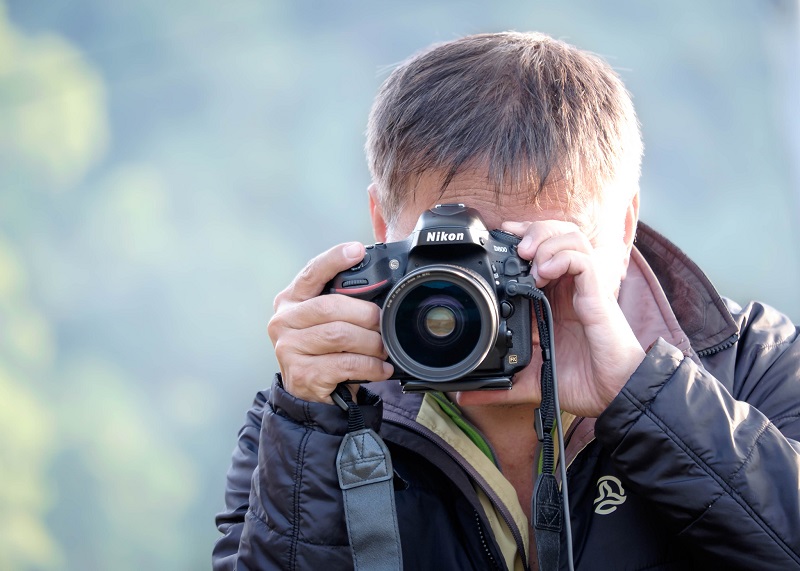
[282,353,394,402]
[278,322,388,360]
[275,242,365,308]
[500,221,530,235]
[530,231,593,269]
[536,250,602,297]
[272,294,382,332]
[503,220,582,259]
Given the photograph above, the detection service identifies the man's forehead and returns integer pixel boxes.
[391,170,593,237]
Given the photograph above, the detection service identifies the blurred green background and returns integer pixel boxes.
[0,1,797,569]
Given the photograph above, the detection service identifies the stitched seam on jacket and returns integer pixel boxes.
[771,411,800,428]
[290,428,312,571]
[616,387,648,446]
[730,422,798,553]
[755,339,791,354]
[614,353,680,441]
[682,444,795,563]
[621,388,800,564]
[244,510,350,569]
[383,397,418,419]
[724,419,770,485]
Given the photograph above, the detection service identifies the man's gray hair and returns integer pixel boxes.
[366,31,643,227]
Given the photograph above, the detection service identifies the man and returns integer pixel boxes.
[213,32,800,570]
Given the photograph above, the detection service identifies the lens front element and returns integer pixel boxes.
[382,265,498,382]
[424,305,457,338]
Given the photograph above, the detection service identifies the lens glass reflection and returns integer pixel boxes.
[424,306,456,337]
[395,280,481,368]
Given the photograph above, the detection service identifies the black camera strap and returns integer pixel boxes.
[532,295,563,571]
[332,385,403,571]
[506,280,575,571]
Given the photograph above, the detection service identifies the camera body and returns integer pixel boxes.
[326,203,533,392]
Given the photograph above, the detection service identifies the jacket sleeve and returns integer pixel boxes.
[212,376,383,571]
[212,388,268,570]
[596,302,800,569]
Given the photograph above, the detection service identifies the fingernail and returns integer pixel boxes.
[343,242,362,260]
[382,362,394,376]
[519,235,533,252]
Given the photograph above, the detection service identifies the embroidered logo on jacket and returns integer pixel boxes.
[594,475,627,515]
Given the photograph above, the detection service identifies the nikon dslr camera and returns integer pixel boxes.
[327,203,534,393]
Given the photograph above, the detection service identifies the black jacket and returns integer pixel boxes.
[213,224,800,570]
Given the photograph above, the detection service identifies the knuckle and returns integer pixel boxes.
[298,251,330,285]
[273,338,292,362]
[340,353,364,375]
[325,321,350,348]
[569,230,592,249]
[281,359,337,403]
[536,243,557,262]
[287,366,316,394]
[369,331,387,357]
[350,298,381,329]
[297,262,315,284]
[315,296,339,321]
[530,220,556,234]
[266,314,282,340]
[367,302,382,325]
[272,287,293,312]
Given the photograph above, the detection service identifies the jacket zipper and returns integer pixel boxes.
[475,509,503,571]
[696,333,739,357]
[386,414,531,571]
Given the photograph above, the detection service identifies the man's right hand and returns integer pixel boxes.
[267,242,395,404]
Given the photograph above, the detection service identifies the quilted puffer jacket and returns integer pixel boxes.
[213,224,800,570]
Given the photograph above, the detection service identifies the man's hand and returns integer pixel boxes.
[503,220,646,418]
[267,242,394,404]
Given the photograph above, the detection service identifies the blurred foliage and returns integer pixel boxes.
[0,0,797,569]
[0,4,106,192]
[0,366,60,570]
[0,2,207,568]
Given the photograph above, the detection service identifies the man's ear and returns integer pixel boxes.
[368,183,388,242]
[624,190,640,252]
[618,190,640,282]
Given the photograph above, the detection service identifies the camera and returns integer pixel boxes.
[326,203,533,393]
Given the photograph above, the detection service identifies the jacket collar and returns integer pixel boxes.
[634,222,739,355]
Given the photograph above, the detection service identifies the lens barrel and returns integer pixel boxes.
[381,265,498,382]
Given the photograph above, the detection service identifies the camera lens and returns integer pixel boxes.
[381,265,498,382]
[424,305,457,338]
[396,285,479,368]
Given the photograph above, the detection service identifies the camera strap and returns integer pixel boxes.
[333,385,403,571]
[532,296,563,571]
[506,280,575,571]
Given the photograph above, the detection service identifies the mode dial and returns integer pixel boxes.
[489,229,522,246]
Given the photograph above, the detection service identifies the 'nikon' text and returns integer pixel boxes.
[426,231,465,242]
